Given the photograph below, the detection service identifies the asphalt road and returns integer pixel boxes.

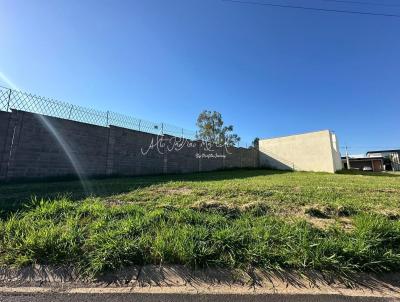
[0,293,397,302]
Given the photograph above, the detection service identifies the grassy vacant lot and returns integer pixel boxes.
[0,169,399,277]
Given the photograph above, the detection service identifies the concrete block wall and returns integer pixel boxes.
[108,126,165,176]
[224,147,243,169]
[163,136,199,174]
[0,111,12,180]
[0,110,258,181]
[0,110,109,180]
[241,148,259,168]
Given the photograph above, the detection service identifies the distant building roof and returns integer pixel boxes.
[367,149,400,154]
[341,156,384,161]
[348,154,367,159]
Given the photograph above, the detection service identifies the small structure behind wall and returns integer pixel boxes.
[342,156,384,172]
[366,150,400,171]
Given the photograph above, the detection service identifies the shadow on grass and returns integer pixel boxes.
[97,265,400,293]
[95,265,400,291]
[0,169,290,217]
[2,264,399,295]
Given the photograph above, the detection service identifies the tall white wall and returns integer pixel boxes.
[259,130,342,173]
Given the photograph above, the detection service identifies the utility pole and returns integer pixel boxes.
[345,146,351,170]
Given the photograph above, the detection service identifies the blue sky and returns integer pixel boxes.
[1,0,399,153]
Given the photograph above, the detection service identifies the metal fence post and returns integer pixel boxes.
[68,105,74,119]
[106,111,109,126]
[181,128,184,138]
[6,89,12,112]
[161,123,164,135]
[138,120,141,131]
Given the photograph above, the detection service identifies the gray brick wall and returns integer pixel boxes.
[163,135,199,174]
[0,110,259,181]
[198,144,224,172]
[109,126,165,176]
[3,110,109,180]
[0,111,12,180]
[224,147,242,169]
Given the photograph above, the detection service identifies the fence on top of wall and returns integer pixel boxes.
[0,87,258,181]
[0,86,198,140]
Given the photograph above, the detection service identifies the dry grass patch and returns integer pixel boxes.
[190,200,241,218]
[154,186,194,195]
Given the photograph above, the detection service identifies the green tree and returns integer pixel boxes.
[196,110,240,146]
[250,137,259,149]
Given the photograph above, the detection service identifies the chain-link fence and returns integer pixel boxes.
[0,86,199,139]
[0,86,252,147]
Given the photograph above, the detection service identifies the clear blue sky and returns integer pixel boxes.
[1,0,399,153]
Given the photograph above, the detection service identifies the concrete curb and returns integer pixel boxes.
[0,265,399,299]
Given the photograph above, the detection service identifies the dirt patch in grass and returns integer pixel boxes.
[305,205,358,219]
[104,199,136,206]
[190,200,241,218]
[306,217,354,231]
[338,217,354,231]
[307,217,335,229]
[305,207,331,219]
[381,211,400,221]
[156,187,194,195]
[372,188,400,193]
[190,200,272,218]
[240,201,270,217]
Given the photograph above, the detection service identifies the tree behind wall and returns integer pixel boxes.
[196,110,240,147]
[250,137,259,149]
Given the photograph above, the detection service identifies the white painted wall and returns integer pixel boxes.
[259,130,342,173]
[330,133,343,172]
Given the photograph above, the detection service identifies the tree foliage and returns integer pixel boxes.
[196,110,240,146]
[250,137,260,149]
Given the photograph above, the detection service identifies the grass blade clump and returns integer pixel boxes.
[0,196,399,278]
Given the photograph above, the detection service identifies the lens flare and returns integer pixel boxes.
[36,115,92,194]
[0,72,19,90]
[0,71,91,195]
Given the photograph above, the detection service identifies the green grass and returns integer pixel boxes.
[0,169,399,277]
